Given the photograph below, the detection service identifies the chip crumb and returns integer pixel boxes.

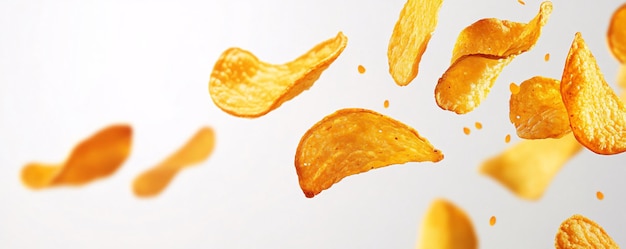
[517,0,525,5]
[597,191,604,200]
[489,216,496,226]
[358,65,366,74]
[475,122,483,130]
[505,134,511,143]
[510,83,520,94]
[544,53,550,61]
[384,100,390,108]
[463,127,471,135]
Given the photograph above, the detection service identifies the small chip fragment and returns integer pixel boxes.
[417,199,478,249]
[597,191,604,200]
[517,0,526,5]
[504,134,511,143]
[489,216,496,226]
[480,133,582,200]
[384,99,390,108]
[295,108,443,198]
[544,53,550,62]
[555,214,619,249]
[358,65,366,74]
[510,83,520,94]
[475,122,483,130]
[561,32,626,155]
[133,127,215,197]
[209,32,347,118]
[388,0,444,86]
[608,3,626,63]
[435,2,552,114]
[463,127,471,135]
[21,124,132,189]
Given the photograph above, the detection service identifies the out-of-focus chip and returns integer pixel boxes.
[21,124,132,189]
[479,133,582,200]
[209,32,347,118]
[358,65,366,74]
[417,199,477,249]
[596,191,604,200]
[295,108,443,198]
[608,3,626,63]
[509,76,570,139]
[561,32,626,155]
[555,214,619,249]
[133,127,215,197]
[544,53,550,62]
[388,0,443,86]
[435,2,552,114]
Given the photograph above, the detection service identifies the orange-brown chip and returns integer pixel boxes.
[544,53,550,62]
[435,2,552,114]
[417,199,478,249]
[209,32,347,118]
[596,191,604,200]
[21,124,132,189]
[509,76,570,139]
[555,214,619,249]
[388,0,444,86]
[133,127,215,197]
[358,65,366,74]
[608,3,626,63]
[561,32,626,155]
[295,108,443,198]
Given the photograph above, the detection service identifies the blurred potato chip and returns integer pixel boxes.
[435,2,552,114]
[21,124,132,189]
[608,3,626,63]
[388,0,444,86]
[209,32,347,118]
[133,127,215,198]
[561,32,626,155]
[555,214,619,249]
[509,76,570,139]
[479,133,582,200]
[417,199,477,249]
[295,108,443,198]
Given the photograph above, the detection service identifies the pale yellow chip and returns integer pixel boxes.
[509,76,570,139]
[133,127,215,197]
[295,108,443,198]
[479,133,582,200]
[21,124,132,189]
[209,32,347,118]
[555,214,619,249]
[561,32,626,155]
[435,2,552,114]
[417,199,477,249]
[608,3,626,63]
[388,0,444,86]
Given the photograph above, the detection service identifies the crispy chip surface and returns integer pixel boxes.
[21,124,132,189]
[555,214,619,249]
[295,108,443,198]
[388,0,443,86]
[509,76,570,139]
[479,133,582,200]
[608,3,626,63]
[417,199,477,249]
[435,2,552,114]
[561,33,626,155]
[209,32,347,118]
[133,127,215,197]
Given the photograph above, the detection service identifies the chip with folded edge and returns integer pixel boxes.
[608,3,626,63]
[417,198,477,249]
[555,214,619,249]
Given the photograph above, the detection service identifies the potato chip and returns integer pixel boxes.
[21,124,132,189]
[544,53,550,62]
[384,99,390,108]
[475,122,482,130]
[489,216,496,226]
[504,134,511,143]
[479,133,582,200]
[295,108,443,198]
[561,32,626,155]
[555,214,619,249]
[608,3,626,63]
[435,2,552,114]
[133,127,215,197]
[596,191,604,200]
[358,65,366,74]
[509,76,570,139]
[387,0,443,86]
[417,199,477,249]
[209,32,347,118]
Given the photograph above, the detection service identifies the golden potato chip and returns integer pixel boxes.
[561,32,626,155]
[596,191,604,201]
[479,133,582,200]
[209,32,347,118]
[358,64,366,74]
[555,214,619,249]
[384,99,390,108]
[435,2,552,114]
[417,199,477,249]
[509,76,570,139]
[133,127,215,197]
[475,122,482,130]
[489,216,496,226]
[387,0,443,86]
[21,124,132,189]
[463,127,471,135]
[295,108,443,198]
[608,3,626,63]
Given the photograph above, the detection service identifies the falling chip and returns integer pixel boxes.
[489,216,496,226]
[544,53,550,62]
[475,122,483,130]
[505,134,511,143]
[463,127,471,135]
[596,191,604,200]
[358,65,366,74]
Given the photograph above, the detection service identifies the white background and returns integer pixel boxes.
[1,0,624,248]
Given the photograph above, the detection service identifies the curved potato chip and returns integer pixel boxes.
[133,127,215,197]
[561,32,626,155]
[555,214,619,249]
[479,133,582,200]
[417,199,477,249]
[509,76,570,139]
[21,124,132,189]
[608,3,626,63]
[435,2,552,114]
[209,32,347,118]
[387,0,443,86]
[295,108,443,198]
